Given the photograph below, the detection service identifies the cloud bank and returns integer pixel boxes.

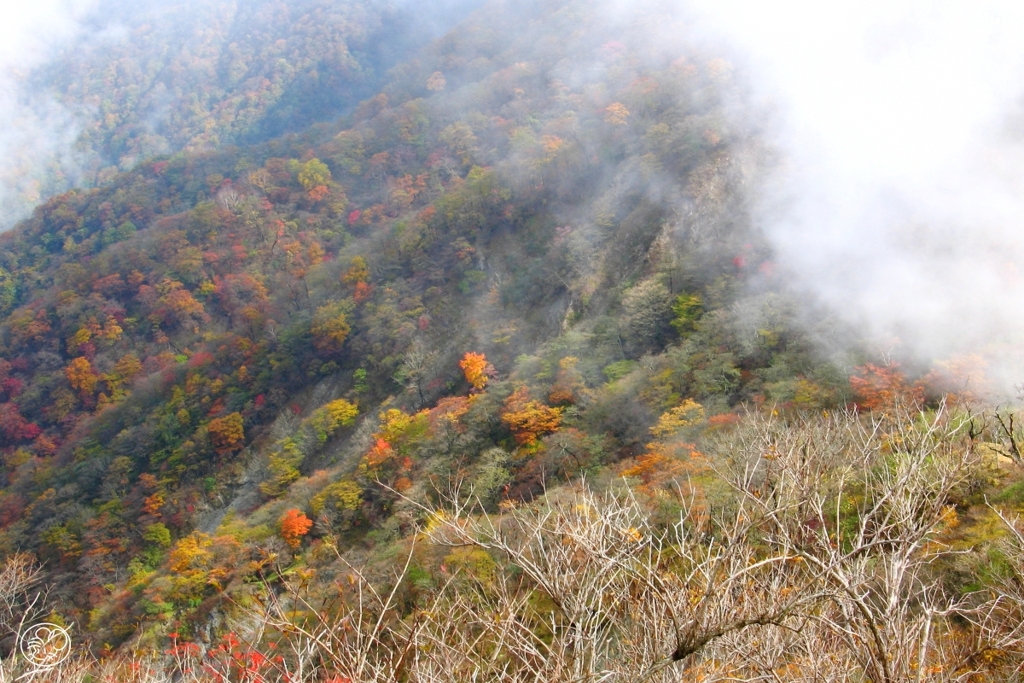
[0,0,98,226]
[684,0,1024,393]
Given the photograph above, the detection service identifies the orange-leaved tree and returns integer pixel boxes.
[849,363,923,411]
[279,508,313,549]
[548,356,585,406]
[65,357,98,397]
[360,408,428,484]
[501,386,563,446]
[604,102,630,125]
[353,280,374,303]
[364,438,395,469]
[209,412,245,454]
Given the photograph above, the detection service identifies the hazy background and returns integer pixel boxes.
[0,0,484,228]
[682,0,1024,394]
[0,0,97,226]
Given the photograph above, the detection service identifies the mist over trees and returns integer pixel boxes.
[0,0,1018,680]
[0,0,485,227]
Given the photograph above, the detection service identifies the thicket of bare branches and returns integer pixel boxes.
[13,401,1024,682]
[406,400,1003,682]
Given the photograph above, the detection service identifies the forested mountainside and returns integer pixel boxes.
[4,0,483,226]
[0,0,1021,680]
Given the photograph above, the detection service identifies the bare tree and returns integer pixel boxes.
[244,540,425,682]
[965,506,1024,678]
[983,408,1024,465]
[413,399,991,682]
[0,554,45,641]
[416,483,822,682]
[708,399,985,682]
[394,339,438,408]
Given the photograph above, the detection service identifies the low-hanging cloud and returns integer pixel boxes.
[0,0,98,226]
[683,0,1024,393]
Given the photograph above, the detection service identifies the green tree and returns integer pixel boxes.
[670,293,703,336]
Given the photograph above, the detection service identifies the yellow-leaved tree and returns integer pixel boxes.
[650,399,705,438]
[459,352,489,390]
[311,301,351,355]
[308,399,359,443]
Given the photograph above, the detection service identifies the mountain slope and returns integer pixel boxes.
[0,0,916,657]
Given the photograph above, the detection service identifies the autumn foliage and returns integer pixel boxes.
[65,357,98,397]
[427,396,472,433]
[849,363,923,411]
[308,399,359,443]
[311,301,352,355]
[364,438,395,468]
[279,508,313,548]
[208,412,245,454]
[621,444,689,489]
[0,404,40,442]
[0,0,999,667]
[650,399,706,438]
[342,256,370,286]
[501,386,563,446]
[604,102,630,125]
[352,280,374,303]
[459,352,489,391]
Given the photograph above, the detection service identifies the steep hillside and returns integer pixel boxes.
[0,0,1019,680]
[0,0,824,637]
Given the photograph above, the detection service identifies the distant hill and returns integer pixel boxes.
[3,0,484,226]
